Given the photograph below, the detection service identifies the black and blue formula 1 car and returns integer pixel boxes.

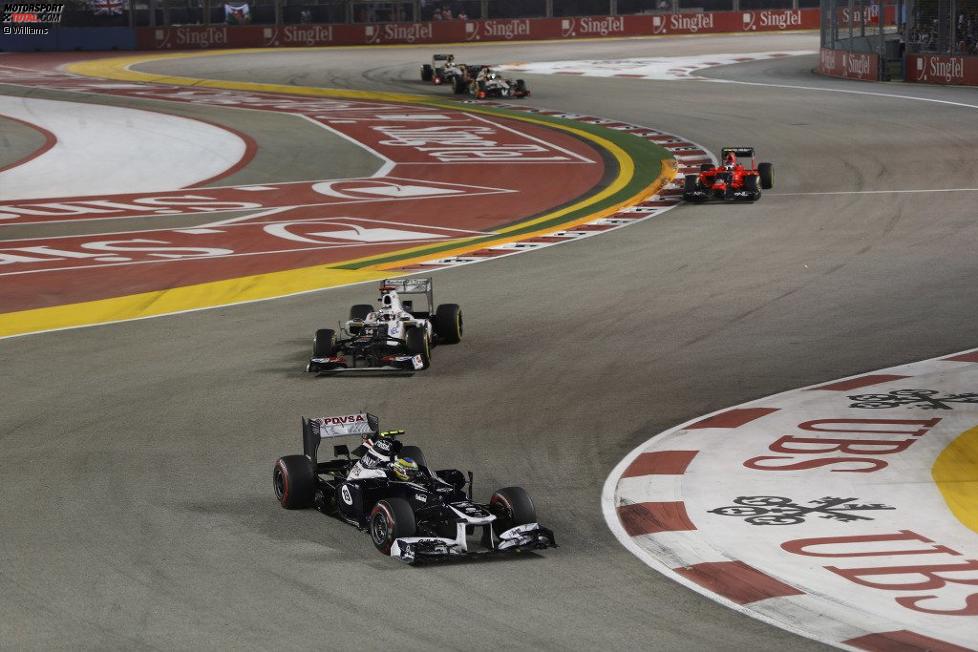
[272,412,556,564]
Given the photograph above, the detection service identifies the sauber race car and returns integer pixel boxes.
[682,147,773,202]
[307,278,462,374]
[272,413,557,564]
[420,53,462,86]
[467,67,529,99]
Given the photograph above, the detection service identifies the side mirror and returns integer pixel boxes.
[333,444,350,459]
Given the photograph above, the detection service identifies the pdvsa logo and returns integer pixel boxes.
[915,55,964,83]
[469,19,530,40]
[561,16,624,37]
[743,10,802,31]
[652,12,714,34]
[263,24,333,46]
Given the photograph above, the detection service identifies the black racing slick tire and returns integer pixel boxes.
[405,326,431,369]
[758,162,773,189]
[398,445,429,470]
[313,328,336,357]
[700,163,715,172]
[742,175,760,200]
[349,304,372,321]
[434,304,463,344]
[273,455,315,509]
[490,486,536,532]
[684,174,700,193]
[369,498,416,555]
[421,64,433,81]
[453,76,467,94]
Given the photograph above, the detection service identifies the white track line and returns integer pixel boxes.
[0,95,247,200]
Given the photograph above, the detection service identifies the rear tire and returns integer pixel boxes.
[273,455,315,509]
[421,64,433,81]
[758,162,773,189]
[405,326,431,369]
[398,445,428,470]
[490,486,536,532]
[453,76,467,94]
[313,328,335,357]
[434,304,463,344]
[369,498,416,554]
[700,163,715,172]
[349,304,372,321]
[683,174,700,194]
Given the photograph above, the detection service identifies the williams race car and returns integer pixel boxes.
[306,277,462,374]
[467,66,529,99]
[272,413,557,564]
[682,147,773,202]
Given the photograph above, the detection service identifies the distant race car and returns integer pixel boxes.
[467,67,529,99]
[272,412,557,564]
[682,147,773,202]
[306,278,462,374]
[420,53,461,86]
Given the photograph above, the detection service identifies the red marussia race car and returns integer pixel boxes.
[682,147,773,202]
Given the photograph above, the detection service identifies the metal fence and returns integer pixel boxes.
[907,0,978,53]
[820,0,902,53]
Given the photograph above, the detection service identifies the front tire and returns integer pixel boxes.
[273,455,315,509]
[490,486,536,532]
[313,328,335,357]
[758,162,773,189]
[369,498,416,554]
[405,326,431,369]
[434,304,463,344]
[421,64,433,81]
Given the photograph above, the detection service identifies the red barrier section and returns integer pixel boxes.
[905,54,978,86]
[135,9,820,50]
[817,48,880,81]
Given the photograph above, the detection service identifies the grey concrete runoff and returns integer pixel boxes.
[4,32,978,650]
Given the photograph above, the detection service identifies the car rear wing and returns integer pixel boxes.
[302,412,379,464]
[381,277,431,294]
[433,53,452,61]
[721,147,755,159]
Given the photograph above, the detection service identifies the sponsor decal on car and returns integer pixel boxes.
[341,484,353,505]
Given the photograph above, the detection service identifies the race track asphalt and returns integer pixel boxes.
[3,32,978,650]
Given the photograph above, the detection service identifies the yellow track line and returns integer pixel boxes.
[0,53,671,339]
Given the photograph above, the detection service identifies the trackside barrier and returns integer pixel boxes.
[905,54,978,86]
[133,9,821,50]
[816,47,880,80]
[0,27,135,52]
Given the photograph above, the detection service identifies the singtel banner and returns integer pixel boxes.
[136,9,821,50]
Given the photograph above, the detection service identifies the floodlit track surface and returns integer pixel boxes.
[3,32,978,649]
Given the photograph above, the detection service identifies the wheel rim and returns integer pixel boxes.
[273,467,286,500]
[371,512,389,546]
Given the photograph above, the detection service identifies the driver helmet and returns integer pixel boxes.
[724,152,737,169]
[446,55,455,64]
[361,437,395,469]
[487,72,497,80]
[392,456,419,481]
